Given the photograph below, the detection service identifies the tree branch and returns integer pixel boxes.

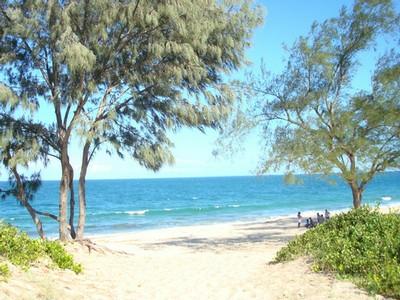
[32,208,59,222]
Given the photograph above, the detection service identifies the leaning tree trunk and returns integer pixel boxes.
[24,201,45,239]
[11,167,45,239]
[350,183,362,209]
[76,141,90,240]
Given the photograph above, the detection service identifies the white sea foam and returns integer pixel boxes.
[229,205,240,208]
[89,211,112,216]
[381,201,400,209]
[163,208,172,211]
[126,210,148,216]
[192,196,198,200]
[297,207,350,219]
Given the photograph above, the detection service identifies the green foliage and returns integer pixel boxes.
[0,223,82,274]
[0,224,42,267]
[219,0,400,208]
[1,0,263,240]
[44,241,82,274]
[0,263,10,280]
[0,0,263,169]
[274,207,400,298]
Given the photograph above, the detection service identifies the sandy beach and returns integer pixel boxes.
[3,206,398,300]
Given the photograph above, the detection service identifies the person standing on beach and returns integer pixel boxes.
[297,212,302,228]
[324,209,330,220]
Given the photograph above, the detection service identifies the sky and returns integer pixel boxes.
[1,0,398,181]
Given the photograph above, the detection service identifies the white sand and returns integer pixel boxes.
[0,208,396,300]
[1,206,398,300]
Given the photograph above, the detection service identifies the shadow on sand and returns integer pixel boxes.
[142,218,302,251]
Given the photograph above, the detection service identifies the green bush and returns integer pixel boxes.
[0,263,10,280]
[0,223,82,277]
[44,241,82,274]
[0,224,42,268]
[274,206,400,298]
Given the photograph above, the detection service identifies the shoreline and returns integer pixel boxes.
[86,201,400,240]
[2,172,399,239]
[2,205,399,299]
[5,201,399,240]
[88,203,400,256]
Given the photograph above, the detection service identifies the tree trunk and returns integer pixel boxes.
[59,169,70,240]
[76,142,90,240]
[68,163,76,239]
[59,144,72,241]
[350,183,362,208]
[25,201,45,239]
[76,170,87,240]
[11,167,45,239]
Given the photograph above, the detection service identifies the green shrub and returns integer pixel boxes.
[44,241,82,274]
[0,223,82,276]
[274,207,400,298]
[0,263,10,280]
[0,224,43,268]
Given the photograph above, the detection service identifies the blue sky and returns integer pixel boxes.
[1,0,397,180]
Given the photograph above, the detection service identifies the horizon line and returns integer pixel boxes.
[1,170,398,182]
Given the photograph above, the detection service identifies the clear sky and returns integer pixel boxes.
[1,0,397,181]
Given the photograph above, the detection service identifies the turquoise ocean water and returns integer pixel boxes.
[0,172,399,237]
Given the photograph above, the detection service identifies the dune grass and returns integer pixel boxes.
[0,223,82,280]
[274,206,400,298]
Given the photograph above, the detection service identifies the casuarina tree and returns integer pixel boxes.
[0,0,262,240]
[218,0,399,208]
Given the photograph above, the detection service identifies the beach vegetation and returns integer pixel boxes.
[274,207,400,298]
[0,222,82,276]
[0,1,262,241]
[44,241,83,274]
[0,117,58,238]
[218,0,400,208]
[0,263,10,280]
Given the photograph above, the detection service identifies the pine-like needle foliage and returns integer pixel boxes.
[220,0,400,208]
[0,0,263,239]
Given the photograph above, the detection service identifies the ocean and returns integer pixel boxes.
[0,172,399,237]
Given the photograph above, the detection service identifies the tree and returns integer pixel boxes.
[221,0,399,208]
[0,1,262,240]
[0,114,59,239]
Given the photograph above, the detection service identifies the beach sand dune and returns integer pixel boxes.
[0,216,376,300]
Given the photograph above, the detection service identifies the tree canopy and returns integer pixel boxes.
[220,0,400,208]
[0,0,262,240]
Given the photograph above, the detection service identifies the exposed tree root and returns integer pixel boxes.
[73,239,130,255]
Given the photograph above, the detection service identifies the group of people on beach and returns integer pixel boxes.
[297,210,330,228]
